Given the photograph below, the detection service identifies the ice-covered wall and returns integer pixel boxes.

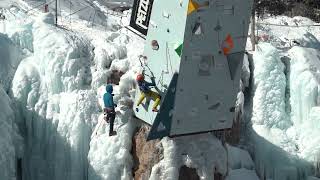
[88,109,136,180]
[288,46,320,162]
[0,34,23,91]
[10,13,99,180]
[4,7,144,179]
[87,25,144,180]
[248,16,320,179]
[0,33,23,180]
[248,42,317,179]
[0,86,19,180]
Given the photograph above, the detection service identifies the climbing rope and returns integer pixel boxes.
[156,42,174,88]
[64,6,89,18]
[157,71,165,88]
[138,55,154,78]
[167,42,174,73]
[24,0,55,14]
[256,22,320,27]
[137,42,176,89]
[165,42,170,74]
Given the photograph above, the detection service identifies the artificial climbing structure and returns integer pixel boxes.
[129,0,253,140]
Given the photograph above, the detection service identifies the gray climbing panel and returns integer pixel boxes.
[132,0,253,140]
[147,73,178,140]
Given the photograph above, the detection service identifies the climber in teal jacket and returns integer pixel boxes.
[103,84,117,136]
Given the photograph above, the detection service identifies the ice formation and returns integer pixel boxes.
[248,16,320,180]
[0,1,320,180]
[252,43,290,130]
[288,46,320,162]
[0,33,23,180]
[2,5,143,179]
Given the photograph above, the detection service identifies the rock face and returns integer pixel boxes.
[179,166,200,180]
[225,115,241,146]
[131,124,242,180]
[108,70,124,85]
[132,126,162,180]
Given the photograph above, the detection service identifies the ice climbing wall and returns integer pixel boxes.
[170,0,253,136]
[132,0,253,139]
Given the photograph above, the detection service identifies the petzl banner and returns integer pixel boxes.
[129,0,154,36]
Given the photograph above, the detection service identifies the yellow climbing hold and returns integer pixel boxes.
[187,0,199,15]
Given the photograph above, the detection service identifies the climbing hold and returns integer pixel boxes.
[214,21,222,32]
[150,20,158,28]
[162,11,170,18]
[179,0,183,7]
[192,22,203,35]
[151,40,159,50]
[187,0,209,15]
[222,34,234,55]
[175,43,183,57]
[187,0,199,15]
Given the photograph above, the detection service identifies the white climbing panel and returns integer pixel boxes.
[130,0,253,140]
[132,0,189,125]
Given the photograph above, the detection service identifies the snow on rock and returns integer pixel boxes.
[33,15,92,94]
[88,64,139,180]
[289,30,320,49]
[0,7,34,51]
[150,135,228,180]
[7,22,34,52]
[147,135,259,180]
[256,16,320,49]
[227,145,254,170]
[241,53,251,90]
[88,115,135,180]
[252,43,290,130]
[90,38,129,89]
[36,12,55,25]
[225,145,259,180]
